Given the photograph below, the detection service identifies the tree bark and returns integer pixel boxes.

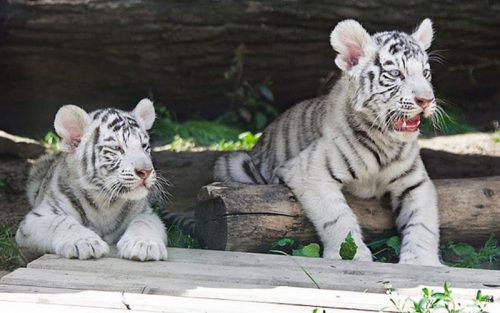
[195,177,500,252]
[0,0,499,135]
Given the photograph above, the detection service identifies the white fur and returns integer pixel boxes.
[412,18,434,50]
[17,102,167,262]
[215,18,442,266]
[133,98,156,130]
[330,19,375,72]
[54,105,90,152]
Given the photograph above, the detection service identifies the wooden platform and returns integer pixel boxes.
[0,248,499,312]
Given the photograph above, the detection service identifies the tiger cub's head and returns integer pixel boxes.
[330,19,440,141]
[54,99,157,201]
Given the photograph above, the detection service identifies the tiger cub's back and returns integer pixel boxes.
[26,152,63,207]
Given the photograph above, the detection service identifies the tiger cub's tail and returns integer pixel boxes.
[213,152,267,184]
[157,209,198,239]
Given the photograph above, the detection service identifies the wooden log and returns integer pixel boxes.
[195,177,500,252]
[1,0,499,135]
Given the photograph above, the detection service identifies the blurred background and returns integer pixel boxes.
[0,0,499,138]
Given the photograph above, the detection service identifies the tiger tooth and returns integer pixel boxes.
[403,120,407,128]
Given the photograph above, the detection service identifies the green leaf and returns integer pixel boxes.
[422,287,430,297]
[386,236,401,256]
[339,231,358,260]
[259,85,274,101]
[293,243,320,258]
[443,281,450,296]
[271,238,294,248]
[255,112,267,131]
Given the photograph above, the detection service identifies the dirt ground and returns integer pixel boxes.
[0,132,499,227]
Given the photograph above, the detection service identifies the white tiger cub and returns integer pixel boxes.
[16,99,168,262]
[214,19,442,266]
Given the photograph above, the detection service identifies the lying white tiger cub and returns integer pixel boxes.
[16,99,168,261]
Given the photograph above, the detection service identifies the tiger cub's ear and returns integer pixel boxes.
[133,98,156,131]
[54,105,90,152]
[330,19,375,73]
[412,18,433,50]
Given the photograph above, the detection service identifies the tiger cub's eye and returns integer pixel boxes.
[423,69,431,77]
[388,69,404,79]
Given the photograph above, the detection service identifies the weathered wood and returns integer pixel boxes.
[1,0,499,134]
[1,286,498,313]
[20,248,500,293]
[1,248,500,313]
[195,177,500,252]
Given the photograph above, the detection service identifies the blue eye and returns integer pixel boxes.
[389,69,403,78]
[423,69,431,77]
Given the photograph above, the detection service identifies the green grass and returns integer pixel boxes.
[152,106,261,152]
[492,130,500,143]
[0,224,20,271]
[166,224,200,249]
[384,281,492,313]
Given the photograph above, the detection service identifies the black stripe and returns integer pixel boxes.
[31,212,42,217]
[393,179,426,218]
[242,160,259,184]
[323,216,340,229]
[353,129,382,166]
[388,159,417,185]
[58,176,90,226]
[326,156,343,184]
[52,217,66,233]
[102,201,134,236]
[338,147,357,180]
[107,116,123,130]
[401,222,438,237]
[82,190,99,211]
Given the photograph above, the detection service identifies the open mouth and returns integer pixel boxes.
[392,114,421,132]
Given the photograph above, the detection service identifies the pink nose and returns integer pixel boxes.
[135,169,152,180]
[415,97,434,109]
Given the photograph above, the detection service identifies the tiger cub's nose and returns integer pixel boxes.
[135,168,152,180]
[415,97,434,109]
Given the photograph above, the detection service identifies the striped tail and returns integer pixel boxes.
[213,152,267,184]
[156,209,198,239]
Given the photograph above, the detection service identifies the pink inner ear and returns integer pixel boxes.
[345,42,362,69]
[64,123,83,148]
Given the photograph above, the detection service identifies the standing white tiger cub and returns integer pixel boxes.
[16,99,168,262]
[214,19,443,266]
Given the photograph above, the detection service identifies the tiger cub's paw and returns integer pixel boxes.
[117,238,168,261]
[54,236,109,260]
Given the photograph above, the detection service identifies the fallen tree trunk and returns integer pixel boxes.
[195,177,500,252]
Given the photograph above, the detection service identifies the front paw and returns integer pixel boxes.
[54,236,109,260]
[117,238,168,261]
[399,253,443,267]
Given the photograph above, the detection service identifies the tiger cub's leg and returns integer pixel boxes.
[276,139,372,261]
[386,164,441,266]
[16,205,109,260]
[117,207,168,261]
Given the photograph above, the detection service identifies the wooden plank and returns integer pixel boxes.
[0,289,377,313]
[27,249,500,292]
[1,285,499,313]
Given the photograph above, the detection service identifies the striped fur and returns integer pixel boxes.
[214,19,442,266]
[16,99,168,262]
